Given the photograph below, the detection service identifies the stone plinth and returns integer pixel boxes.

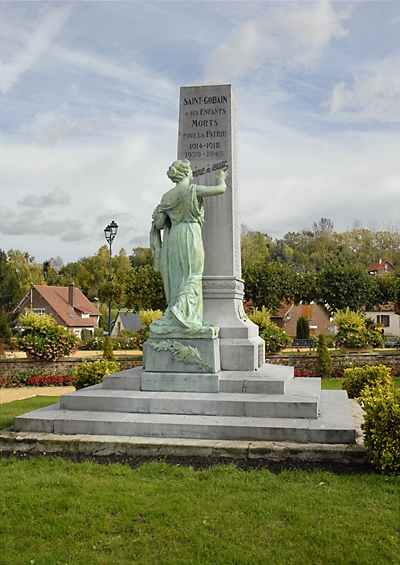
[145,337,220,374]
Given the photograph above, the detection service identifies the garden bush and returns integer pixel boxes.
[139,309,164,330]
[0,368,74,388]
[316,334,333,378]
[248,306,271,330]
[332,308,383,349]
[358,384,400,474]
[102,335,115,361]
[342,364,393,398]
[16,311,78,361]
[296,316,310,339]
[249,306,292,353]
[73,359,120,390]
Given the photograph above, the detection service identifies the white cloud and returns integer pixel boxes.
[18,186,70,208]
[0,206,61,236]
[203,1,350,83]
[0,5,72,95]
[60,221,95,242]
[326,56,400,122]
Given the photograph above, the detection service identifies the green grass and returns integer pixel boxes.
[0,457,398,565]
[0,396,59,429]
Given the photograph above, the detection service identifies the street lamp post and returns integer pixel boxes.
[104,221,118,336]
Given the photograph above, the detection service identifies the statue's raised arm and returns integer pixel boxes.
[149,159,226,338]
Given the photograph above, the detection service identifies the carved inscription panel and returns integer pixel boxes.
[177,85,241,279]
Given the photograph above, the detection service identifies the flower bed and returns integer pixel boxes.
[0,374,74,388]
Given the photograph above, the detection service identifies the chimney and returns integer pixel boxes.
[68,281,74,307]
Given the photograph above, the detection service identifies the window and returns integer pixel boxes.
[33,308,45,315]
[302,305,312,319]
[377,315,390,327]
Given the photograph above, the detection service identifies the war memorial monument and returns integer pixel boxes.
[14,85,357,448]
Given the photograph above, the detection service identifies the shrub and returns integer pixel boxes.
[81,329,92,344]
[335,328,383,349]
[358,384,400,474]
[131,328,149,351]
[294,369,316,378]
[73,359,120,390]
[324,334,336,348]
[248,306,291,353]
[332,308,366,333]
[316,334,333,378]
[259,325,292,353]
[103,335,115,361]
[139,309,164,330]
[1,368,74,388]
[17,326,78,361]
[0,310,12,345]
[296,316,310,339]
[342,364,393,398]
[16,311,78,361]
[248,306,271,330]
[81,336,105,350]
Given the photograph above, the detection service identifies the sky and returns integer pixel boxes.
[0,0,399,265]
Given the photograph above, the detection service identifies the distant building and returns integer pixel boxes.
[367,259,395,276]
[14,282,101,337]
[270,303,331,336]
[365,260,399,336]
[111,311,142,337]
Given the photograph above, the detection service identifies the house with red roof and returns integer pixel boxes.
[367,259,395,276]
[14,282,101,337]
[270,302,330,336]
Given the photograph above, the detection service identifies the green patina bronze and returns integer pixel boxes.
[150,159,227,338]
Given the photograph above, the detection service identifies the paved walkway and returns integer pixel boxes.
[0,387,75,404]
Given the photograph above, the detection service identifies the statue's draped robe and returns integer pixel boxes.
[150,183,217,337]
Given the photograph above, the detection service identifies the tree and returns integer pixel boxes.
[316,334,332,378]
[241,230,270,269]
[316,264,376,315]
[129,247,153,268]
[0,310,12,344]
[296,316,310,339]
[0,249,23,314]
[124,265,167,311]
[242,262,295,313]
[103,335,115,361]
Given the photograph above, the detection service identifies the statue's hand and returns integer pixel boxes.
[152,207,159,220]
[217,169,228,182]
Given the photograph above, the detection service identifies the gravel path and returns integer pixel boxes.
[0,387,75,404]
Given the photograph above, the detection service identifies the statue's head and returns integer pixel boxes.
[167,160,192,183]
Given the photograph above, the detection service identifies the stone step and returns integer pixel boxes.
[14,392,356,444]
[102,363,295,394]
[60,378,320,419]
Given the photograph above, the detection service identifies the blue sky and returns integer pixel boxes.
[0,1,399,264]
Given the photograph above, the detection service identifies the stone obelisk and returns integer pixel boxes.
[177,84,264,370]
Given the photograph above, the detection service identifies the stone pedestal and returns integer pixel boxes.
[145,337,221,374]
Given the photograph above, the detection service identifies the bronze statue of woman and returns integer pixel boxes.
[150,159,227,338]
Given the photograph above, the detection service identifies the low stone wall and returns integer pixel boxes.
[266,352,400,376]
[1,352,399,379]
[0,355,143,380]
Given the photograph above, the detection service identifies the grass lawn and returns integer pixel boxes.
[0,457,398,565]
[0,396,60,430]
[1,397,399,564]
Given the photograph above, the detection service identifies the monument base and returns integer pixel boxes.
[142,371,219,393]
[14,364,357,444]
[144,337,221,374]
